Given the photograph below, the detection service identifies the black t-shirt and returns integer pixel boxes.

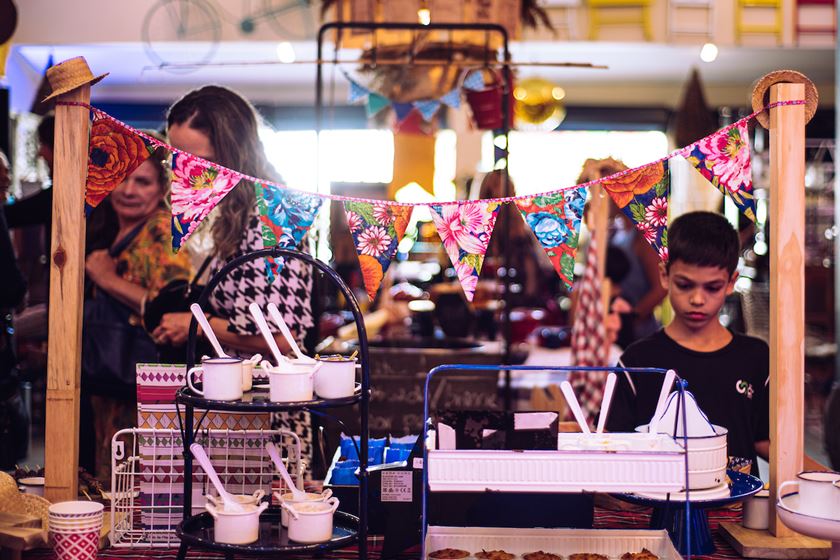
[605,329,770,471]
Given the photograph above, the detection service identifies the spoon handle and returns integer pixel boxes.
[649,369,676,435]
[248,303,285,366]
[190,303,226,358]
[266,303,308,362]
[190,443,243,511]
[265,442,305,498]
[596,372,617,434]
[560,381,591,434]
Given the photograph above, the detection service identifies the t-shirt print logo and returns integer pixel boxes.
[736,379,754,399]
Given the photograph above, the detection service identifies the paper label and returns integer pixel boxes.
[381,471,413,502]
[413,458,424,469]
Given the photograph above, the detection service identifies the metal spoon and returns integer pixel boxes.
[190,303,226,358]
[248,303,286,367]
[190,443,244,512]
[266,302,313,363]
[265,442,307,501]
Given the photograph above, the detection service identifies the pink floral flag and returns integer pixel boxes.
[685,123,755,222]
[428,201,502,302]
[170,152,241,250]
[600,160,670,261]
[345,201,414,301]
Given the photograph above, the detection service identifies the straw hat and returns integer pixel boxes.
[42,56,108,102]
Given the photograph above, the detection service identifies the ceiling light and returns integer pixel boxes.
[700,43,718,63]
[276,42,295,64]
[417,7,431,25]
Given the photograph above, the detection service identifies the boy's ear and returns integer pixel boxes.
[658,261,669,290]
[726,270,739,295]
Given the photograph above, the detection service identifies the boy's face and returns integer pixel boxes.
[660,260,737,332]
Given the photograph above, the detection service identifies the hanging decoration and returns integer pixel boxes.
[601,160,671,261]
[344,71,462,123]
[85,115,155,216]
[515,186,587,290]
[345,202,414,300]
[170,152,241,250]
[255,182,323,280]
[685,122,756,222]
[429,202,501,302]
[76,101,803,301]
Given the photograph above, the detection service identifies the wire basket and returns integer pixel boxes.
[109,427,304,548]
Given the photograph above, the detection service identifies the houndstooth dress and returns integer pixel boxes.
[207,212,315,471]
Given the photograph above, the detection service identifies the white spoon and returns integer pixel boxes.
[560,381,591,434]
[248,303,286,367]
[190,303,226,358]
[266,302,313,363]
[596,372,617,434]
[648,369,677,436]
[189,443,244,512]
[265,442,307,501]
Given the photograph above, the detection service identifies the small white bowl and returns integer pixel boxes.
[19,476,45,497]
[205,489,265,508]
[205,501,268,545]
[281,497,339,544]
[274,489,333,527]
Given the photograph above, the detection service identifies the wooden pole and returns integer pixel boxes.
[767,82,806,537]
[43,65,92,502]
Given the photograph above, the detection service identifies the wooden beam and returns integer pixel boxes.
[767,82,806,537]
[44,71,91,502]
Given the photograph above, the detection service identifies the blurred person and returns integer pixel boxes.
[81,142,192,480]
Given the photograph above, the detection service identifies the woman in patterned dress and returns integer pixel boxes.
[151,86,315,465]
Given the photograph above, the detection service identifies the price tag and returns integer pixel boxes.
[381,471,413,503]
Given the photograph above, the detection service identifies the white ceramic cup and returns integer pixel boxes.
[241,354,261,392]
[263,360,320,403]
[19,476,45,496]
[778,470,840,520]
[187,357,244,401]
[274,489,333,527]
[205,501,268,545]
[281,496,340,544]
[314,357,357,399]
[205,489,265,509]
[742,488,770,530]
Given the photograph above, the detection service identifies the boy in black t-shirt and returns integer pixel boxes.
[605,211,769,473]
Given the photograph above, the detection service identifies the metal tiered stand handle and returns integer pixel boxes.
[420,365,693,559]
[175,247,371,560]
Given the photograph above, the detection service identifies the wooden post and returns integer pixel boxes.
[43,61,93,502]
[767,82,806,537]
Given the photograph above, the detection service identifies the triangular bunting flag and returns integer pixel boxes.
[601,160,670,261]
[515,186,587,290]
[440,88,461,109]
[85,115,156,216]
[348,78,369,104]
[255,182,322,280]
[344,201,413,300]
[366,93,389,117]
[685,122,755,222]
[462,70,485,92]
[413,99,441,122]
[392,102,414,122]
[170,152,241,250]
[428,202,501,302]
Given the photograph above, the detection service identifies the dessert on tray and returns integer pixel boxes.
[569,554,608,560]
[475,551,516,560]
[429,549,472,559]
[524,552,563,560]
[621,548,659,560]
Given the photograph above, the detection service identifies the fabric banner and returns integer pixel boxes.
[255,182,322,280]
[170,152,241,250]
[515,186,587,290]
[429,202,501,302]
[686,122,755,222]
[601,160,670,261]
[366,93,390,117]
[85,115,156,216]
[344,201,413,300]
[391,102,414,122]
[413,99,442,121]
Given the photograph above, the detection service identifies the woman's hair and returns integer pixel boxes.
[166,86,279,259]
[479,170,527,256]
[139,130,171,204]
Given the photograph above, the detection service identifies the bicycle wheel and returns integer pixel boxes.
[142,0,222,72]
[260,0,317,41]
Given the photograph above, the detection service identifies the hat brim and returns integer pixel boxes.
[41,73,109,102]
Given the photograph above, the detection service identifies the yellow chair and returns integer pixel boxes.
[735,0,784,44]
[587,0,653,40]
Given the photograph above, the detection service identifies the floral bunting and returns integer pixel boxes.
[345,202,413,300]
[515,186,587,290]
[685,122,755,222]
[255,182,322,280]
[429,202,501,302]
[170,152,241,250]
[85,115,156,216]
[601,160,671,261]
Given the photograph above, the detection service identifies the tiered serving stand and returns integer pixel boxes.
[173,248,371,559]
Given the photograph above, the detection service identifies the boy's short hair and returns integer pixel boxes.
[667,211,739,275]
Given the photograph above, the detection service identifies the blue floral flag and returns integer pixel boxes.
[440,88,461,109]
[463,71,485,92]
[413,99,441,121]
[515,187,587,290]
[348,79,369,104]
[254,182,323,280]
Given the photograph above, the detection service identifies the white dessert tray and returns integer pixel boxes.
[427,433,687,494]
[425,526,682,560]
